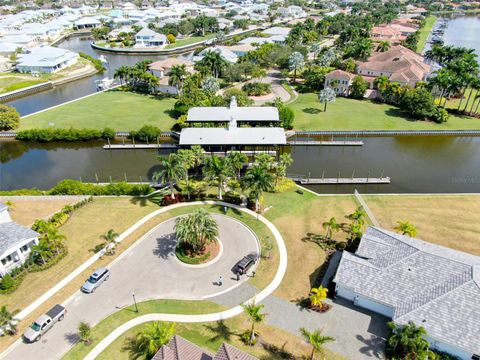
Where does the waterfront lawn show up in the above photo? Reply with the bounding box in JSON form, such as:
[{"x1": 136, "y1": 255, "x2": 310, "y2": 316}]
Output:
[
  {"x1": 364, "y1": 194, "x2": 480, "y2": 256},
  {"x1": 416, "y1": 15, "x2": 437, "y2": 53},
  {"x1": 289, "y1": 93, "x2": 480, "y2": 131},
  {"x1": 165, "y1": 34, "x2": 216, "y2": 49},
  {"x1": 19, "y1": 90, "x2": 177, "y2": 131},
  {"x1": 0, "y1": 73, "x2": 48, "y2": 94}
]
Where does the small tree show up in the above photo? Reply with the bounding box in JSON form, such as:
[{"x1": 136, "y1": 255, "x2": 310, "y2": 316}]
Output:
[
  {"x1": 166, "y1": 33, "x2": 176, "y2": 44},
  {"x1": 0, "y1": 104, "x2": 20, "y2": 131},
  {"x1": 202, "y1": 76, "x2": 220, "y2": 95},
  {"x1": 153, "y1": 153, "x2": 185, "y2": 200},
  {"x1": 242, "y1": 301, "x2": 266, "y2": 345},
  {"x1": 300, "y1": 327, "x2": 335, "y2": 360},
  {"x1": 395, "y1": 220, "x2": 417, "y2": 237},
  {"x1": 101, "y1": 229, "x2": 119, "y2": 255},
  {"x1": 174, "y1": 209, "x2": 219, "y2": 254},
  {"x1": 386, "y1": 321, "x2": 434, "y2": 359},
  {"x1": 288, "y1": 51, "x2": 305, "y2": 83},
  {"x1": 318, "y1": 88, "x2": 336, "y2": 112},
  {"x1": 309, "y1": 286, "x2": 328, "y2": 308},
  {"x1": 78, "y1": 321, "x2": 92, "y2": 345},
  {"x1": 0, "y1": 306, "x2": 19, "y2": 335},
  {"x1": 322, "y1": 217, "x2": 340, "y2": 240},
  {"x1": 242, "y1": 164, "x2": 274, "y2": 212},
  {"x1": 124, "y1": 322, "x2": 175, "y2": 359},
  {"x1": 349, "y1": 75, "x2": 368, "y2": 99}
]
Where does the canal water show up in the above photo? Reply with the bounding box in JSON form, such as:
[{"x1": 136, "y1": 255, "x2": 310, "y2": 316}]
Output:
[{"x1": 2, "y1": 136, "x2": 480, "y2": 193}]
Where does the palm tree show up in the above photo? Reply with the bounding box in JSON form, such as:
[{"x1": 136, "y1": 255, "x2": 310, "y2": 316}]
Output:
[
  {"x1": 347, "y1": 207, "x2": 366, "y2": 227},
  {"x1": 168, "y1": 64, "x2": 188, "y2": 93},
  {"x1": 114, "y1": 65, "x2": 130, "y2": 85},
  {"x1": 4, "y1": 200, "x2": 15, "y2": 211},
  {"x1": 203, "y1": 155, "x2": 233, "y2": 200},
  {"x1": 386, "y1": 321, "x2": 434, "y2": 359},
  {"x1": 377, "y1": 41, "x2": 390, "y2": 52},
  {"x1": 395, "y1": 220, "x2": 417, "y2": 237},
  {"x1": 190, "y1": 144, "x2": 205, "y2": 177},
  {"x1": 322, "y1": 217, "x2": 340, "y2": 240},
  {"x1": 177, "y1": 149, "x2": 195, "y2": 199},
  {"x1": 43, "y1": 228, "x2": 66, "y2": 255},
  {"x1": 32, "y1": 238, "x2": 54, "y2": 265},
  {"x1": 174, "y1": 208, "x2": 218, "y2": 254},
  {"x1": 200, "y1": 50, "x2": 228, "y2": 78},
  {"x1": 242, "y1": 165, "x2": 274, "y2": 212},
  {"x1": 225, "y1": 151, "x2": 248, "y2": 180},
  {"x1": 101, "y1": 229, "x2": 119, "y2": 255},
  {"x1": 124, "y1": 322, "x2": 175, "y2": 359},
  {"x1": 288, "y1": 51, "x2": 305, "y2": 83},
  {"x1": 318, "y1": 87, "x2": 336, "y2": 112},
  {"x1": 0, "y1": 306, "x2": 19, "y2": 335},
  {"x1": 273, "y1": 153, "x2": 293, "y2": 186},
  {"x1": 309, "y1": 286, "x2": 328, "y2": 308},
  {"x1": 300, "y1": 327, "x2": 335, "y2": 360},
  {"x1": 310, "y1": 43, "x2": 321, "y2": 60},
  {"x1": 242, "y1": 301, "x2": 265, "y2": 345},
  {"x1": 153, "y1": 154, "x2": 185, "y2": 200}
]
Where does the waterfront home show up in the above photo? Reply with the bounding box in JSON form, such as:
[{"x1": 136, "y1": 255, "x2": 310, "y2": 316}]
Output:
[
  {"x1": 371, "y1": 23, "x2": 417, "y2": 44},
  {"x1": 74, "y1": 17, "x2": 101, "y2": 29},
  {"x1": 134, "y1": 28, "x2": 168, "y2": 48},
  {"x1": 153, "y1": 335, "x2": 257, "y2": 360},
  {"x1": 179, "y1": 97, "x2": 286, "y2": 148},
  {"x1": 195, "y1": 46, "x2": 238, "y2": 63},
  {"x1": 16, "y1": 46, "x2": 79, "y2": 74},
  {"x1": 0, "y1": 203, "x2": 39, "y2": 277},
  {"x1": 324, "y1": 69, "x2": 355, "y2": 96},
  {"x1": 148, "y1": 58, "x2": 195, "y2": 94},
  {"x1": 333, "y1": 227, "x2": 480, "y2": 360}
]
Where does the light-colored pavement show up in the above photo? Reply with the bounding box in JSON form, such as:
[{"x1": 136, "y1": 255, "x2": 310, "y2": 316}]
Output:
[{"x1": 2, "y1": 214, "x2": 259, "y2": 360}]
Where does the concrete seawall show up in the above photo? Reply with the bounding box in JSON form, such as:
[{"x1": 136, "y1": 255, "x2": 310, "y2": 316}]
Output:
[{"x1": 294, "y1": 130, "x2": 480, "y2": 136}]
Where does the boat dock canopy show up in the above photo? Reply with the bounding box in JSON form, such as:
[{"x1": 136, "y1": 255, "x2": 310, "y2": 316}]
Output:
[{"x1": 179, "y1": 127, "x2": 287, "y2": 145}]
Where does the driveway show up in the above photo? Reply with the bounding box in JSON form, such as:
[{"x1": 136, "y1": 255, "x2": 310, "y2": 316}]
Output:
[{"x1": 2, "y1": 214, "x2": 259, "y2": 360}]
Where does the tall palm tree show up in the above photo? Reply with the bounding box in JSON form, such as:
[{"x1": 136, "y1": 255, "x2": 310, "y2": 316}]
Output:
[
  {"x1": 203, "y1": 155, "x2": 233, "y2": 200},
  {"x1": 43, "y1": 228, "x2": 66, "y2": 255},
  {"x1": 114, "y1": 65, "x2": 130, "y2": 85},
  {"x1": 318, "y1": 87, "x2": 336, "y2": 112},
  {"x1": 32, "y1": 238, "x2": 54, "y2": 265},
  {"x1": 174, "y1": 209, "x2": 218, "y2": 254},
  {"x1": 300, "y1": 327, "x2": 335, "y2": 360},
  {"x1": 386, "y1": 321, "x2": 434, "y2": 359},
  {"x1": 322, "y1": 217, "x2": 340, "y2": 240},
  {"x1": 153, "y1": 154, "x2": 185, "y2": 200},
  {"x1": 273, "y1": 153, "x2": 293, "y2": 186},
  {"x1": 177, "y1": 149, "x2": 195, "y2": 199},
  {"x1": 395, "y1": 220, "x2": 417, "y2": 237},
  {"x1": 242, "y1": 165, "x2": 274, "y2": 212},
  {"x1": 225, "y1": 151, "x2": 248, "y2": 180},
  {"x1": 0, "y1": 306, "x2": 19, "y2": 335},
  {"x1": 168, "y1": 64, "x2": 188, "y2": 93},
  {"x1": 190, "y1": 145, "x2": 205, "y2": 177},
  {"x1": 242, "y1": 301, "x2": 265, "y2": 345},
  {"x1": 101, "y1": 229, "x2": 119, "y2": 255},
  {"x1": 124, "y1": 322, "x2": 175, "y2": 359},
  {"x1": 377, "y1": 41, "x2": 390, "y2": 52},
  {"x1": 200, "y1": 51, "x2": 228, "y2": 78}
]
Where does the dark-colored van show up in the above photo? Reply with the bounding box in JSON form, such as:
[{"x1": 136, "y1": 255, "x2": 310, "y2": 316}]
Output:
[{"x1": 235, "y1": 254, "x2": 257, "y2": 275}]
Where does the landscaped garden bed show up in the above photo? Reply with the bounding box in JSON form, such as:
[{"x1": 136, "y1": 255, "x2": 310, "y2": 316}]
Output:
[{"x1": 175, "y1": 240, "x2": 220, "y2": 265}]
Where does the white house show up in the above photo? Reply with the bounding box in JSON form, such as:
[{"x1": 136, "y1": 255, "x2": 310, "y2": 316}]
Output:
[
  {"x1": 195, "y1": 46, "x2": 238, "y2": 63},
  {"x1": 74, "y1": 17, "x2": 101, "y2": 30},
  {"x1": 0, "y1": 203, "x2": 39, "y2": 277},
  {"x1": 134, "y1": 27, "x2": 168, "y2": 47},
  {"x1": 16, "y1": 46, "x2": 79, "y2": 74},
  {"x1": 333, "y1": 227, "x2": 480, "y2": 360}
]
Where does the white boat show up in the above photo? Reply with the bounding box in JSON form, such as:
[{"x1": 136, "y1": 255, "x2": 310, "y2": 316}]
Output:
[{"x1": 98, "y1": 55, "x2": 108, "y2": 63}]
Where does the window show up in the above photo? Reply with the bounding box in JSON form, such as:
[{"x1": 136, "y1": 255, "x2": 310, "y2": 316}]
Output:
[
  {"x1": 1, "y1": 255, "x2": 12, "y2": 265},
  {"x1": 471, "y1": 355, "x2": 480, "y2": 360}
]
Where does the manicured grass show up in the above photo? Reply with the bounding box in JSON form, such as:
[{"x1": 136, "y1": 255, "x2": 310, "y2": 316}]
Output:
[
  {"x1": 416, "y1": 15, "x2": 437, "y2": 53},
  {"x1": 92, "y1": 315, "x2": 345, "y2": 360},
  {"x1": 443, "y1": 87, "x2": 480, "y2": 114},
  {"x1": 19, "y1": 90, "x2": 177, "y2": 131},
  {"x1": 165, "y1": 34, "x2": 215, "y2": 49},
  {"x1": 3, "y1": 198, "x2": 84, "y2": 226},
  {"x1": 263, "y1": 188, "x2": 361, "y2": 300},
  {"x1": 62, "y1": 299, "x2": 226, "y2": 360},
  {"x1": 289, "y1": 92, "x2": 480, "y2": 131},
  {"x1": 364, "y1": 194, "x2": 480, "y2": 256}
]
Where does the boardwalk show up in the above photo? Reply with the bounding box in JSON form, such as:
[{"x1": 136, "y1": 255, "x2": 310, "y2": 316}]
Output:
[
  {"x1": 289, "y1": 175, "x2": 391, "y2": 185},
  {"x1": 288, "y1": 140, "x2": 364, "y2": 146},
  {"x1": 103, "y1": 143, "x2": 178, "y2": 149}
]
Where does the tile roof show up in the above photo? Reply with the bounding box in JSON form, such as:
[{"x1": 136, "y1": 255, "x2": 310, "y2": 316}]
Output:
[
  {"x1": 213, "y1": 343, "x2": 257, "y2": 360},
  {"x1": 325, "y1": 69, "x2": 356, "y2": 81},
  {"x1": 334, "y1": 227, "x2": 480, "y2": 355},
  {"x1": 149, "y1": 58, "x2": 194, "y2": 71}
]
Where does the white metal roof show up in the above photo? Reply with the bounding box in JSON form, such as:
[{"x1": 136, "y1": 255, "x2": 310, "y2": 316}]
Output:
[
  {"x1": 179, "y1": 127, "x2": 286, "y2": 145},
  {"x1": 187, "y1": 106, "x2": 279, "y2": 122}
]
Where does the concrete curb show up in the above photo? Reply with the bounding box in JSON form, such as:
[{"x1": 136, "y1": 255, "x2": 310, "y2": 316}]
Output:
[{"x1": 82, "y1": 201, "x2": 287, "y2": 360}]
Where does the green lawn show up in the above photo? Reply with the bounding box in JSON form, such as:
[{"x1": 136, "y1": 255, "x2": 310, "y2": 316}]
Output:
[
  {"x1": 289, "y1": 92, "x2": 480, "y2": 131},
  {"x1": 20, "y1": 90, "x2": 177, "y2": 131},
  {"x1": 416, "y1": 15, "x2": 437, "y2": 53},
  {"x1": 62, "y1": 299, "x2": 225, "y2": 360},
  {"x1": 165, "y1": 34, "x2": 216, "y2": 49}
]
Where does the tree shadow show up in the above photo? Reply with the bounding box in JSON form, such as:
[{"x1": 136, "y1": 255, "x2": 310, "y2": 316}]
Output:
[
  {"x1": 356, "y1": 334, "x2": 386, "y2": 358},
  {"x1": 260, "y1": 341, "x2": 296, "y2": 359},
  {"x1": 210, "y1": 204, "x2": 242, "y2": 216},
  {"x1": 384, "y1": 108, "x2": 409, "y2": 119},
  {"x1": 152, "y1": 233, "x2": 177, "y2": 259},
  {"x1": 203, "y1": 320, "x2": 236, "y2": 343},
  {"x1": 130, "y1": 196, "x2": 150, "y2": 207},
  {"x1": 64, "y1": 332, "x2": 79, "y2": 345},
  {"x1": 302, "y1": 107, "x2": 321, "y2": 114}
]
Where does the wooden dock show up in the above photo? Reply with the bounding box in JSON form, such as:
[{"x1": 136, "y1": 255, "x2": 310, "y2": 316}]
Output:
[
  {"x1": 287, "y1": 140, "x2": 364, "y2": 146},
  {"x1": 103, "y1": 143, "x2": 178, "y2": 149},
  {"x1": 289, "y1": 175, "x2": 390, "y2": 185}
]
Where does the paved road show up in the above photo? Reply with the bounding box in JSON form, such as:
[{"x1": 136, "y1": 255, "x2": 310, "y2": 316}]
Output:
[{"x1": 2, "y1": 215, "x2": 259, "y2": 360}]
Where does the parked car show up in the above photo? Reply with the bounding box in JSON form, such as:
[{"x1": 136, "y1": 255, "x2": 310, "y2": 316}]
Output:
[
  {"x1": 81, "y1": 267, "x2": 110, "y2": 293},
  {"x1": 23, "y1": 304, "x2": 66, "y2": 343},
  {"x1": 235, "y1": 254, "x2": 257, "y2": 275}
]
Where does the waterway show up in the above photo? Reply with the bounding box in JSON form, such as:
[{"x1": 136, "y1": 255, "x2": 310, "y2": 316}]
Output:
[
  {"x1": 2, "y1": 136, "x2": 480, "y2": 193},
  {"x1": 6, "y1": 36, "x2": 192, "y2": 116}
]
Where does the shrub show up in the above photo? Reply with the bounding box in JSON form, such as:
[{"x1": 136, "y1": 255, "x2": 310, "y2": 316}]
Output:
[
  {"x1": 0, "y1": 104, "x2": 20, "y2": 130},
  {"x1": 167, "y1": 33, "x2": 176, "y2": 43},
  {"x1": 431, "y1": 106, "x2": 449, "y2": 123},
  {"x1": 16, "y1": 128, "x2": 106, "y2": 142},
  {"x1": 102, "y1": 127, "x2": 116, "y2": 139},
  {"x1": 274, "y1": 177, "x2": 296, "y2": 192},
  {"x1": 48, "y1": 179, "x2": 152, "y2": 196},
  {"x1": 79, "y1": 52, "x2": 104, "y2": 72},
  {"x1": 129, "y1": 125, "x2": 161, "y2": 142},
  {"x1": 0, "y1": 275, "x2": 14, "y2": 290},
  {"x1": 278, "y1": 106, "x2": 294, "y2": 130},
  {"x1": 242, "y1": 82, "x2": 272, "y2": 96}
]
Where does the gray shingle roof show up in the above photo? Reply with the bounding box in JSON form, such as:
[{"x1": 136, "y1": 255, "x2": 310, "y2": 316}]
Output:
[
  {"x1": 334, "y1": 227, "x2": 480, "y2": 354},
  {"x1": 0, "y1": 222, "x2": 39, "y2": 256}
]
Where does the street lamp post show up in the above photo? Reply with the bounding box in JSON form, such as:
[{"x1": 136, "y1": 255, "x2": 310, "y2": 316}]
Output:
[{"x1": 132, "y1": 292, "x2": 138, "y2": 313}]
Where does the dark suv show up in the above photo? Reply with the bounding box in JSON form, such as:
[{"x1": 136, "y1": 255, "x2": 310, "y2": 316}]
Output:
[{"x1": 235, "y1": 254, "x2": 257, "y2": 275}]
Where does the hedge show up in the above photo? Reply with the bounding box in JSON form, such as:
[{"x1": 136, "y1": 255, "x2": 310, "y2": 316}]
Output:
[{"x1": 16, "y1": 128, "x2": 115, "y2": 142}]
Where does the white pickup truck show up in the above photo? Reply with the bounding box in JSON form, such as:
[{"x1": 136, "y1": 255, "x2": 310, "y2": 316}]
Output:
[{"x1": 23, "y1": 304, "x2": 66, "y2": 343}]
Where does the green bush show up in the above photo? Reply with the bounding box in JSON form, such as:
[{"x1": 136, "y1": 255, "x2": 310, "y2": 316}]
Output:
[
  {"x1": 242, "y1": 82, "x2": 272, "y2": 96},
  {"x1": 129, "y1": 125, "x2": 161, "y2": 142},
  {"x1": 0, "y1": 274, "x2": 14, "y2": 290},
  {"x1": 79, "y1": 52, "x2": 105, "y2": 72},
  {"x1": 102, "y1": 127, "x2": 116, "y2": 139},
  {"x1": 0, "y1": 188, "x2": 44, "y2": 195},
  {"x1": 48, "y1": 179, "x2": 153, "y2": 196},
  {"x1": 16, "y1": 128, "x2": 111, "y2": 142},
  {"x1": 0, "y1": 104, "x2": 20, "y2": 130},
  {"x1": 278, "y1": 106, "x2": 294, "y2": 130}
]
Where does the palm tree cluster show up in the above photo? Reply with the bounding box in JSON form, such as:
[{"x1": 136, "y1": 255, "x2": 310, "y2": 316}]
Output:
[
  {"x1": 152, "y1": 149, "x2": 293, "y2": 210},
  {"x1": 0, "y1": 305, "x2": 19, "y2": 336},
  {"x1": 196, "y1": 50, "x2": 229, "y2": 79},
  {"x1": 114, "y1": 60, "x2": 159, "y2": 93},
  {"x1": 386, "y1": 321, "x2": 435, "y2": 360},
  {"x1": 174, "y1": 208, "x2": 219, "y2": 255},
  {"x1": 31, "y1": 222, "x2": 67, "y2": 266}
]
